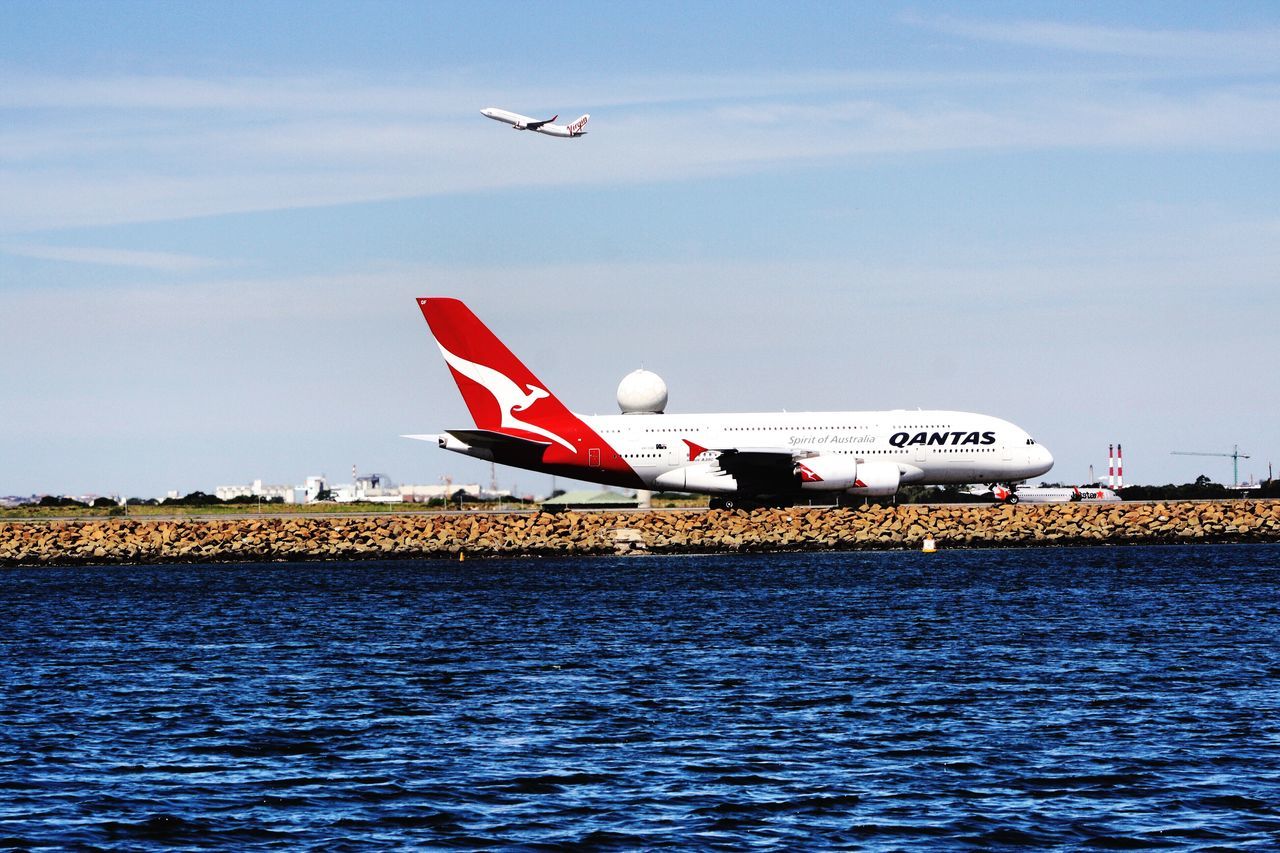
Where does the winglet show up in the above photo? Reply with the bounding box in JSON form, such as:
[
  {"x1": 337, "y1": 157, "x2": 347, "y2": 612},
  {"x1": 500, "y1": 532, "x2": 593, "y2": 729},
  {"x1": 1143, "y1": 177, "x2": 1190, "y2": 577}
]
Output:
[{"x1": 684, "y1": 439, "x2": 708, "y2": 462}]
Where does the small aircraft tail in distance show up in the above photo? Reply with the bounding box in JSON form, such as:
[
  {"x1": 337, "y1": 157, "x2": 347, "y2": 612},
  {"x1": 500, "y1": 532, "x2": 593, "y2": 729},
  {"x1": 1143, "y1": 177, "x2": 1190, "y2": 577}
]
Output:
[{"x1": 480, "y1": 107, "x2": 590, "y2": 138}]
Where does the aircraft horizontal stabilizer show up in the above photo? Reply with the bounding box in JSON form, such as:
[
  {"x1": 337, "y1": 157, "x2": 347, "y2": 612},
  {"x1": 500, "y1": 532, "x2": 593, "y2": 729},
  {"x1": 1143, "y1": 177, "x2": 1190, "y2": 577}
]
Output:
[
  {"x1": 443, "y1": 428, "x2": 551, "y2": 466},
  {"x1": 446, "y1": 428, "x2": 551, "y2": 451}
]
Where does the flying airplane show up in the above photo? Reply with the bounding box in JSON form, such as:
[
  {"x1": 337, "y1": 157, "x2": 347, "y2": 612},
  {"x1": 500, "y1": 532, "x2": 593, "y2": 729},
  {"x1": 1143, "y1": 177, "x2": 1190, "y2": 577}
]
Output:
[
  {"x1": 409, "y1": 298, "x2": 1053, "y2": 509},
  {"x1": 480, "y1": 107, "x2": 589, "y2": 138}
]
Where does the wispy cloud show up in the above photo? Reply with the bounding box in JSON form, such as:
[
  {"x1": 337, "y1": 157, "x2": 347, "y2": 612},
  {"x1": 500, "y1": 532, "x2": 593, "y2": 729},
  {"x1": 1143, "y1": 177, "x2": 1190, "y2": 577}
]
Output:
[
  {"x1": 909, "y1": 15, "x2": 1280, "y2": 66},
  {"x1": 2, "y1": 243, "x2": 218, "y2": 271},
  {"x1": 3, "y1": 210, "x2": 1276, "y2": 494},
  {"x1": 3, "y1": 54, "x2": 1278, "y2": 232},
  {"x1": 0, "y1": 68, "x2": 1162, "y2": 113}
]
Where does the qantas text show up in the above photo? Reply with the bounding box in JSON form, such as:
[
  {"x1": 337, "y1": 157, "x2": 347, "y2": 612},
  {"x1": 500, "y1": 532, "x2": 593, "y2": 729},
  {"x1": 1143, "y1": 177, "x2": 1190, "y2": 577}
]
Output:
[{"x1": 889, "y1": 430, "x2": 997, "y2": 448}]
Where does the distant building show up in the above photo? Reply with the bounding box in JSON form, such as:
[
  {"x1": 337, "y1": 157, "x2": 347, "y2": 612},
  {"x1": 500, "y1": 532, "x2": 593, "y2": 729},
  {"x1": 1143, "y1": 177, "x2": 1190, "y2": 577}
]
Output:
[
  {"x1": 210, "y1": 471, "x2": 511, "y2": 505},
  {"x1": 303, "y1": 476, "x2": 325, "y2": 503},
  {"x1": 215, "y1": 479, "x2": 297, "y2": 503}
]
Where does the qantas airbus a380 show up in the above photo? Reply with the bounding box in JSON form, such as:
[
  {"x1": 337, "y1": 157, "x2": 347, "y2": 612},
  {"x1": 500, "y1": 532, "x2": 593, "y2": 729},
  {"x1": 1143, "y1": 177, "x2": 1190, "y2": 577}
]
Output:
[{"x1": 411, "y1": 298, "x2": 1053, "y2": 508}]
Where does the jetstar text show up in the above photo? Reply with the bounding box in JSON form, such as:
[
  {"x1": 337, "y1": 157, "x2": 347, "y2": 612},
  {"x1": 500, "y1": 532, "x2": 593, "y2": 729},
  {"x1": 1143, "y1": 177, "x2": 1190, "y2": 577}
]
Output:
[{"x1": 889, "y1": 430, "x2": 996, "y2": 448}]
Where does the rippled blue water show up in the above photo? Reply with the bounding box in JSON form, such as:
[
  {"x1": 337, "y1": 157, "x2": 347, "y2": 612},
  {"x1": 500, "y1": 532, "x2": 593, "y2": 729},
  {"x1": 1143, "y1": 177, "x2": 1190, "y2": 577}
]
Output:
[{"x1": 3, "y1": 545, "x2": 1280, "y2": 849}]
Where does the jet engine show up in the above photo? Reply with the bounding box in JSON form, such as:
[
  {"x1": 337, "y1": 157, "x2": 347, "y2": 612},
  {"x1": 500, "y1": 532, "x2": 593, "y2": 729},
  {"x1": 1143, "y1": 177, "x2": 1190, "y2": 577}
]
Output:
[
  {"x1": 845, "y1": 460, "x2": 900, "y2": 496},
  {"x1": 795, "y1": 455, "x2": 861, "y2": 491},
  {"x1": 795, "y1": 456, "x2": 901, "y2": 496}
]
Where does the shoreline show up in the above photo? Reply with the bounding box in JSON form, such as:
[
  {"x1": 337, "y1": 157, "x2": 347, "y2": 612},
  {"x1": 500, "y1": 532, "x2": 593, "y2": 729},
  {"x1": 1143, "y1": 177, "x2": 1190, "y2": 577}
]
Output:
[{"x1": 3, "y1": 500, "x2": 1279, "y2": 566}]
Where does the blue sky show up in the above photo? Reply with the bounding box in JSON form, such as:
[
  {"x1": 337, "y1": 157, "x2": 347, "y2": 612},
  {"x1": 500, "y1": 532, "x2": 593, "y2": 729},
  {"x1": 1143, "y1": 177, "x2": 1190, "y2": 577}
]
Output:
[{"x1": 3, "y1": 1, "x2": 1278, "y2": 497}]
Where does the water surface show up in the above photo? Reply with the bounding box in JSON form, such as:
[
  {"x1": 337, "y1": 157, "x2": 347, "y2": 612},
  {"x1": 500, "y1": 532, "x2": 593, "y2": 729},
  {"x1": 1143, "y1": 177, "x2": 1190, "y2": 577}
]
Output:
[{"x1": 3, "y1": 545, "x2": 1279, "y2": 848}]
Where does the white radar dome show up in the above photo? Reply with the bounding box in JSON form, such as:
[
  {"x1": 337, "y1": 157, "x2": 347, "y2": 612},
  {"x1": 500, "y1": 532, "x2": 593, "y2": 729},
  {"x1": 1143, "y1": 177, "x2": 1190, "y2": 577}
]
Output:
[{"x1": 617, "y1": 369, "x2": 668, "y2": 415}]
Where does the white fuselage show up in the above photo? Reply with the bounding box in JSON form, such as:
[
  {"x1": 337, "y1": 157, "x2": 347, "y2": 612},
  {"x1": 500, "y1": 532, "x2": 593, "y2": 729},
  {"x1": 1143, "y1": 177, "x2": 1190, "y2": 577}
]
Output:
[
  {"x1": 1001, "y1": 487, "x2": 1120, "y2": 503},
  {"x1": 582, "y1": 409, "x2": 1053, "y2": 492},
  {"x1": 480, "y1": 107, "x2": 583, "y2": 138}
]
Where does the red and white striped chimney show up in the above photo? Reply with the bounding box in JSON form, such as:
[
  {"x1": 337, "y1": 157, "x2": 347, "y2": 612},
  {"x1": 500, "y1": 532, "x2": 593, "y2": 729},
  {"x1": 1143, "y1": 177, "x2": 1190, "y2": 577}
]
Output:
[
  {"x1": 1117, "y1": 444, "x2": 1123, "y2": 490},
  {"x1": 1108, "y1": 444, "x2": 1115, "y2": 488}
]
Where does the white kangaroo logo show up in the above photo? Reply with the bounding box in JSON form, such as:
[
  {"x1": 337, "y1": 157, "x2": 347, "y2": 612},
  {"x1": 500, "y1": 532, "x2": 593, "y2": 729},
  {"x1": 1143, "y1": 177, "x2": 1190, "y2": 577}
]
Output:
[{"x1": 437, "y1": 342, "x2": 577, "y2": 453}]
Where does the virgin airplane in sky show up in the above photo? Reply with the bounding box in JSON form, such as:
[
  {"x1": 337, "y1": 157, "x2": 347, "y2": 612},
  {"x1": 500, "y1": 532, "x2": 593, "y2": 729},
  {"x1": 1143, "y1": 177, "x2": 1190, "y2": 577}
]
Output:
[
  {"x1": 480, "y1": 107, "x2": 589, "y2": 137},
  {"x1": 410, "y1": 298, "x2": 1053, "y2": 508}
]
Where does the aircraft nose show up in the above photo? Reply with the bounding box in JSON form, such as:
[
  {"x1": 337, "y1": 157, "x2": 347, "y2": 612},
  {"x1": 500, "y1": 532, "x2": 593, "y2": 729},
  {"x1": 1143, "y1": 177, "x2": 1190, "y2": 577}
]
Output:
[{"x1": 1034, "y1": 444, "x2": 1054, "y2": 475}]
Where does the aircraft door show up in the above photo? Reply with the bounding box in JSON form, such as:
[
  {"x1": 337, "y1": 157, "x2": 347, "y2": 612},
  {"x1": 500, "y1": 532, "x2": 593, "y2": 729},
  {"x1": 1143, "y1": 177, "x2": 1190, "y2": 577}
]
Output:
[
  {"x1": 588, "y1": 448, "x2": 601, "y2": 468},
  {"x1": 662, "y1": 443, "x2": 680, "y2": 469}
]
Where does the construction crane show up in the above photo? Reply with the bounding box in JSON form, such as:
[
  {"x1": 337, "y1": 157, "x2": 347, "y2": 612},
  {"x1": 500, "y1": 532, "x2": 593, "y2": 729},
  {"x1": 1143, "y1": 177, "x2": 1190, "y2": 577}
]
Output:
[{"x1": 1170, "y1": 445, "x2": 1250, "y2": 486}]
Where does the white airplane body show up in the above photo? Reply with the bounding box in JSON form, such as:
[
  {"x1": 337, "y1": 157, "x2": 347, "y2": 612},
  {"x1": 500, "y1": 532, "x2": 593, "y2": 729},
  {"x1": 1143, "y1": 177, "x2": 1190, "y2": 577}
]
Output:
[
  {"x1": 412, "y1": 298, "x2": 1053, "y2": 508},
  {"x1": 988, "y1": 484, "x2": 1120, "y2": 504},
  {"x1": 480, "y1": 107, "x2": 589, "y2": 138}
]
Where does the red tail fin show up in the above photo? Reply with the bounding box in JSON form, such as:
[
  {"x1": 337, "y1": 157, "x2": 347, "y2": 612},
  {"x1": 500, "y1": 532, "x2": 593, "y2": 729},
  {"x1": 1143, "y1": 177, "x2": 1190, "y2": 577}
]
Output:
[{"x1": 417, "y1": 298, "x2": 581, "y2": 452}]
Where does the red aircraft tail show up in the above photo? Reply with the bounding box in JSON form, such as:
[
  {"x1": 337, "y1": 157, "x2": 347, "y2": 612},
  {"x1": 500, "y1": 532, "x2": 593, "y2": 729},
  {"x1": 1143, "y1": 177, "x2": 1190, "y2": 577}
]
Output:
[{"x1": 416, "y1": 298, "x2": 583, "y2": 452}]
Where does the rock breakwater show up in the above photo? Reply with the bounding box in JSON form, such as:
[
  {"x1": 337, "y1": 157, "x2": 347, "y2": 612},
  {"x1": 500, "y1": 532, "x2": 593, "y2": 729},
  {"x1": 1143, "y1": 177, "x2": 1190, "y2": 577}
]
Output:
[{"x1": 3, "y1": 501, "x2": 1279, "y2": 566}]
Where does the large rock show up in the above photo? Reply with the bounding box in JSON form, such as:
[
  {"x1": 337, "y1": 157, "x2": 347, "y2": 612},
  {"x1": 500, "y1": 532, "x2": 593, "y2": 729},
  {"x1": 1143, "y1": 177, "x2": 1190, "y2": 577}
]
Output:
[{"x1": 3, "y1": 500, "x2": 1280, "y2": 565}]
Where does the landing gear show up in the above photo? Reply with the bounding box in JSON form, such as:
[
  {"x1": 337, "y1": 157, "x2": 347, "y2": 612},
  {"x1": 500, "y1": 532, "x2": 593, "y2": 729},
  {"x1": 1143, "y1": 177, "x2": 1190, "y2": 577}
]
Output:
[
  {"x1": 710, "y1": 496, "x2": 767, "y2": 510},
  {"x1": 991, "y1": 484, "x2": 1020, "y2": 504}
]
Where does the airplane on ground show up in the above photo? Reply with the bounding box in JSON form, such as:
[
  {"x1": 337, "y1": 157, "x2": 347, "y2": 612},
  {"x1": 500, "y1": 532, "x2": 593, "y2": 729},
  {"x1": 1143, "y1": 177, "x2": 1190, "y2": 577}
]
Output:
[
  {"x1": 480, "y1": 107, "x2": 589, "y2": 138},
  {"x1": 987, "y1": 484, "x2": 1119, "y2": 504},
  {"x1": 409, "y1": 298, "x2": 1054, "y2": 509}
]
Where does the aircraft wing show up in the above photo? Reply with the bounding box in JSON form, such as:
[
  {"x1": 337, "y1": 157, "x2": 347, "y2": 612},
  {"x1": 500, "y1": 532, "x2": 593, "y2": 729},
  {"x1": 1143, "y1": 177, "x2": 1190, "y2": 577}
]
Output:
[
  {"x1": 683, "y1": 439, "x2": 803, "y2": 464},
  {"x1": 716, "y1": 447, "x2": 798, "y2": 466},
  {"x1": 525, "y1": 114, "x2": 558, "y2": 130},
  {"x1": 684, "y1": 440, "x2": 801, "y2": 491}
]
